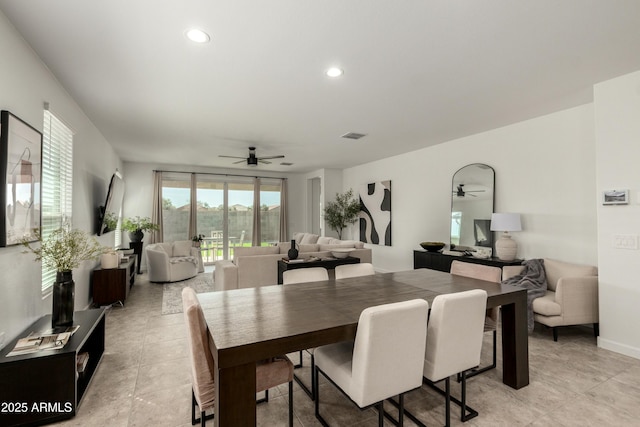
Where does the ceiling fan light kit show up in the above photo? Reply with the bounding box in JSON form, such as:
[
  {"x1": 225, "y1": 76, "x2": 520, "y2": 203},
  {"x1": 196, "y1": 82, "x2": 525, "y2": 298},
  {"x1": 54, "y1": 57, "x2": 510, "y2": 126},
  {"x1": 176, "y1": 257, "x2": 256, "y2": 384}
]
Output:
[{"x1": 219, "y1": 146, "x2": 285, "y2": 167}]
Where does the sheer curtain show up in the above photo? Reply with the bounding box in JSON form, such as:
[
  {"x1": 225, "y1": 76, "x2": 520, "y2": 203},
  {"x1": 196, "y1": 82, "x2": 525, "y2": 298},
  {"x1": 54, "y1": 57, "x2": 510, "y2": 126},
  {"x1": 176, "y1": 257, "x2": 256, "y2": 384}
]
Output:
[
  {"x1": 279, "y1": 178, "x2": 288, "y2": 242},
  {"x1": 252, "y1": 177, "x2": 261, "y2": 245},
  {"x1": 150, "y1": 171, "x2": 163, "y2": 243}
]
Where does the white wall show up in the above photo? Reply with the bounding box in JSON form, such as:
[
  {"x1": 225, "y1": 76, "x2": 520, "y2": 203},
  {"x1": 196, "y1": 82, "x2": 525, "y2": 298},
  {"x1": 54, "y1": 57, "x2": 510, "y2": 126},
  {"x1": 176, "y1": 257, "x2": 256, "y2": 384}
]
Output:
[
  {"x1": 594, "y1": 70, "x2": 640, "y2": 358},
  {"x1": 343, "y1": 104, "x2": 598, "y2": 273},
  {"x1": 0, "y1": 10, "x2": 122, "y2": 346}
]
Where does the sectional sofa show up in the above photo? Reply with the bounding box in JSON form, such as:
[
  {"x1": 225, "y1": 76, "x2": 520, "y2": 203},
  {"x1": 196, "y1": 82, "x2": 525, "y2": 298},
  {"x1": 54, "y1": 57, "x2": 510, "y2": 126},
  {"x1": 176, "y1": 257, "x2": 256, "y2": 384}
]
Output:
[{"x1": 213, "y1": 233, "x2": 372, "y2": 290}]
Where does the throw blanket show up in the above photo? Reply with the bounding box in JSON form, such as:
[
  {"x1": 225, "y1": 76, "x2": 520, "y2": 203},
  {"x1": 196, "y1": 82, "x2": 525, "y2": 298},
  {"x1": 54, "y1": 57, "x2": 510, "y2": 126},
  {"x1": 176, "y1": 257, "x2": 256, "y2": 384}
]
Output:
[{"x1": 502, "y1": 259, "x2": 547, "y2": 333}]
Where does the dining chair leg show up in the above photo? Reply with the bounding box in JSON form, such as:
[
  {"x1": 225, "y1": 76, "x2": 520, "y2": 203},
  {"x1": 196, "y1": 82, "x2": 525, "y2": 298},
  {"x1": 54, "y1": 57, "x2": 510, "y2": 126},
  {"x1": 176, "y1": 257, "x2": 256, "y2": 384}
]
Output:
[
  {"x1": 459, "y1": 370, "x2": 478, "y2": 422},
  {"x1": 377, "y1": 401, "x2": 384, "y2": 427},
  {"x1": 289, "y1": 380, "x2": 294, "y2": 427},
  {"x1": 445, "y1": 377, "x2": 451, "y2": 427}
]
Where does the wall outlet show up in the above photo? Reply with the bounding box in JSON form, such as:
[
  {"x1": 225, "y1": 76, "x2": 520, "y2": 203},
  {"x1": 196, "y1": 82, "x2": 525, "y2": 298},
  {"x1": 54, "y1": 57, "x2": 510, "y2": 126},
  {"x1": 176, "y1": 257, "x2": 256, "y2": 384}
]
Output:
[{"x1": 614, "y1": 234, "x2": 638, "y2": 249}]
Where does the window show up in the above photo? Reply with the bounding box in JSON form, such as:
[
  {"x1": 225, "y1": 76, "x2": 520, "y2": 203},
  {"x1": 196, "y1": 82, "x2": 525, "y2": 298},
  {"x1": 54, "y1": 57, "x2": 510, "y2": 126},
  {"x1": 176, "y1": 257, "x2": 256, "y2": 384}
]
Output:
[{"x1": 41, "y1": 108, "x2": 73, "y2": 294}]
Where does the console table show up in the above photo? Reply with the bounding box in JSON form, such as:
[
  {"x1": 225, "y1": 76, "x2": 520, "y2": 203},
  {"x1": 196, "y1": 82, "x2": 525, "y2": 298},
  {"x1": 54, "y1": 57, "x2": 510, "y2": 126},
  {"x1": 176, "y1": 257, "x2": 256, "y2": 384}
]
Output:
[
  {"x1": 414, "y1": 250, "x2": 522, "y2": 272},
  {"x1": 277, "y1": 256, "x2": 360, "y2": 284},
  {"x1": 0, "y1": 309, "x2": 106, "y2": 426},
  {"x1": 92, "y1": 257, "x2": 136, "y2": 306}
]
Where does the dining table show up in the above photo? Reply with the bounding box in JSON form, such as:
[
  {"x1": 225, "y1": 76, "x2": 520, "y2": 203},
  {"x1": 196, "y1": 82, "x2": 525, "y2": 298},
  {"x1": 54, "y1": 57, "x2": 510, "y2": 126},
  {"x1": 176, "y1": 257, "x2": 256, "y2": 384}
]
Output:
[{"x1": 197, "y1": 268, "x2": 529, "y2": 426}]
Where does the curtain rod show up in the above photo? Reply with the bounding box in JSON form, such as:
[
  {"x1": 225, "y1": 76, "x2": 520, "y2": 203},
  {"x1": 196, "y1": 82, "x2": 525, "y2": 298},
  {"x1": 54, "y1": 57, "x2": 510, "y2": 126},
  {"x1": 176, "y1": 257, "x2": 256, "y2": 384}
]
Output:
[{"x1": 153, "y1": 169, "x2": 288, "y2": 180}]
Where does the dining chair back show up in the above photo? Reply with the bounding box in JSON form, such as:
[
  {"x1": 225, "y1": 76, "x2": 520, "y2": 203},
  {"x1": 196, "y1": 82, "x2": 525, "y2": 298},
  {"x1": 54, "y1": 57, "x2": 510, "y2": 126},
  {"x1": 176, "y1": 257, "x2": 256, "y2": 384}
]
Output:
[
  {"x1": 283, "y1": 267, "x2": 329, "y2": 285},
  {"x1": 422, "y1": 289, "x2": 487, "y2": 426},
  {"x1": 183, "y1": 287, "x2": 295, "y2": 426},
  {"x1": 314, "y1": 298, "x2": 429, "y2": 426},
  {"x1": 182, "y1": 287, "x2": 217, "y2": 425},
  {"x1": 334, "y1": 263, "x2": 375, "y2": 280},
  {"x1": 450, "y1": 260, "x2": 502, "y2": 379}
]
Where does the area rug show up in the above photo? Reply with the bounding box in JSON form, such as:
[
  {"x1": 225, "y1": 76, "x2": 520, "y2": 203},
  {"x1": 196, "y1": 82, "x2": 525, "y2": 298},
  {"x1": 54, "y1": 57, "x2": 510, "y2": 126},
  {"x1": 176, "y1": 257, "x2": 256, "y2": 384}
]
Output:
[{"x1": 161, "y1": 272, "x2": 214, "y2": 315}]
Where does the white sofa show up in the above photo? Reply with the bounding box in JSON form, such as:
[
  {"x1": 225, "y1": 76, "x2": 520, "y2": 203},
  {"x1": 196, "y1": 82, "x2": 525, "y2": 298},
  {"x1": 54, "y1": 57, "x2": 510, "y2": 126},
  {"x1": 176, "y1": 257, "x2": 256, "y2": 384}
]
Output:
[
  {"x1": 146, "y1": 241, "x2": 202, "y2": 283},
  {"x1": 503, "y1": 258, "x2": 598, "y2": 341},
  {"x1": 213, "y1": 233, "x2": 372, "y2": 291}
]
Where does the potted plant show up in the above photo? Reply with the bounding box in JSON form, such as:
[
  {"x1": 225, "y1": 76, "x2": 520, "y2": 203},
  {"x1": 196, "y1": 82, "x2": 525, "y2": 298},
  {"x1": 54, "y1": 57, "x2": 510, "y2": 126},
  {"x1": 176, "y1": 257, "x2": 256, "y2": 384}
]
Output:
[
  {"x1": 122, "y1": 216, "x2": 159, "y2": 242},
  {"x1": 22, "y1": 227, "x2": 105, "y2": 327},
  {"x1": 324, "y1": 189, "x2": 361, "y2": 240},
  {"x1": 192, "y1": 234, "x2": 205, "y2": 247}
]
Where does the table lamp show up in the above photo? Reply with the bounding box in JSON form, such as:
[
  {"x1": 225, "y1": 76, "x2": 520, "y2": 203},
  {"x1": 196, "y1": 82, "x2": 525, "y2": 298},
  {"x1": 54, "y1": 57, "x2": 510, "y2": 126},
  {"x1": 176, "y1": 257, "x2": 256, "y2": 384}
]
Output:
[{"x1": 490, "y1": 213, "x2": 522, "y2": 261}]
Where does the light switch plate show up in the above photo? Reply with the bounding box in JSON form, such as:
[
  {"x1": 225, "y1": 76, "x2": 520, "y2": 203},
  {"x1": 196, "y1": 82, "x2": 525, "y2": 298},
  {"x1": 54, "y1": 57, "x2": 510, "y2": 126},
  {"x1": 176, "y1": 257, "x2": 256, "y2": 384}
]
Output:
[{"x1": 614, "y1": 234, "x2": 638, "y2": 249}]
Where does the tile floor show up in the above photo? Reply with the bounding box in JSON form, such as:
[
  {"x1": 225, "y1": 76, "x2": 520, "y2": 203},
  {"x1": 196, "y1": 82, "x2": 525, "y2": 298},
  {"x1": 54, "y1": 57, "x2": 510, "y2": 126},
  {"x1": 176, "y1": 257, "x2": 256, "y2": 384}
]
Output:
[{"x1": 53, "y1": 271, "x2": 640, "y2": 426}]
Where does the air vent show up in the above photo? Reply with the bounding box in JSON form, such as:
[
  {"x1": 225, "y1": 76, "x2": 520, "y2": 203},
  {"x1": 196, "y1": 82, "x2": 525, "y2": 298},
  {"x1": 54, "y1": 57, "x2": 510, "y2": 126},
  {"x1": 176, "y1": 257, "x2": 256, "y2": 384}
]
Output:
[
  {"x1": 341, "y1": 132, "x2": 367, "y2": 140},
  {"x1": 280, "y1": 162, "x2": 294, "y2": 166}
]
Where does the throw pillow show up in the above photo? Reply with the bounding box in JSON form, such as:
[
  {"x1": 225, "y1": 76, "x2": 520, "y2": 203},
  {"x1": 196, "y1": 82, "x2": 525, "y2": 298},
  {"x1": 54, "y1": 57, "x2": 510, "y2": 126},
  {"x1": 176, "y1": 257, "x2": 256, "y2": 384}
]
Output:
[
  {"x1": 300, "y1": 233, "x2": 320, "y2": 244},
  {"x1": 173, "y1": 241, "x2": 192, "y2": 257}
]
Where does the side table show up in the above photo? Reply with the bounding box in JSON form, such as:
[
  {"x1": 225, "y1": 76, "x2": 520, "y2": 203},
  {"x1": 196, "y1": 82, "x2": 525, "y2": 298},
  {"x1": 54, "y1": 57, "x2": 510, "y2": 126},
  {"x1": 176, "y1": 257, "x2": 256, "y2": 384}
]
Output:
[{"x1": 129, "y1": 241, "x2": 143, "y2": 274}]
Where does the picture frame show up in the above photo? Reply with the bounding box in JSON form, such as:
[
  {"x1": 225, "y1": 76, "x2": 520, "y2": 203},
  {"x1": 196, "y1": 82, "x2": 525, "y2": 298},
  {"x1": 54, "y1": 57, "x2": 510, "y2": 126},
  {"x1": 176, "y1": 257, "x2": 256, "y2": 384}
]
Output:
[
  {"x1": 602, "y1": 189, "x2": 629, "y2": 206},
  {"x1": 0, "y1": 111, "x2": 42, "y2": 246}
]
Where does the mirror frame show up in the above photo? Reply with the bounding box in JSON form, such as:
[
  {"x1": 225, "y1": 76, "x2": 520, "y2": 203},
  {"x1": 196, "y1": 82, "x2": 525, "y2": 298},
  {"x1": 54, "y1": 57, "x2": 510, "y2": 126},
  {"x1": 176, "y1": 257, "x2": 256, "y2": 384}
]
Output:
[{"x1": 450, "y1": 163, "x2": 495, "y2": 252}]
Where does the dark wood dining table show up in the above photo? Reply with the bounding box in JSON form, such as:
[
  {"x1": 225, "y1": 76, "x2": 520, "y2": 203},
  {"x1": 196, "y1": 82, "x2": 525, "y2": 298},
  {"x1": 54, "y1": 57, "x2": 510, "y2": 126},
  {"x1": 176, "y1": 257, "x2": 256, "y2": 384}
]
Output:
[{"x1": 198, "y1": 268, "x2": 529, "y2": 426}]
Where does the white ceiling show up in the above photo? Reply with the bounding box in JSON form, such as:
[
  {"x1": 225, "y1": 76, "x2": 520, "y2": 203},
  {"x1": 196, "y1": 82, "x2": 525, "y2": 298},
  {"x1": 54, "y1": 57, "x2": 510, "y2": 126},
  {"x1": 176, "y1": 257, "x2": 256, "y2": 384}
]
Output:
[{"x1": 2, "y1": 1, "x2": 640, "y2": 173}]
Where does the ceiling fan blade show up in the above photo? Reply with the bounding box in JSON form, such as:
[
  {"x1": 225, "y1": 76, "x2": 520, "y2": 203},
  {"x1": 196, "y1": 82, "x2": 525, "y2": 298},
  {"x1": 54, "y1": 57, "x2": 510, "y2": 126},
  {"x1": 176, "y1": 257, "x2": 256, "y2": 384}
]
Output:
[
  {"x1": 219, "y1": 155, "x2": 246, "y2": 159},
  {"x1": 257, "y1": 159, "x2": 272, "y2": 164},
  {"x1": 257, "y1": 155, "x2": 285, "y2": 160},
  {"x1": 232, "y1": 159, "x2": 246, "y2": 164}
]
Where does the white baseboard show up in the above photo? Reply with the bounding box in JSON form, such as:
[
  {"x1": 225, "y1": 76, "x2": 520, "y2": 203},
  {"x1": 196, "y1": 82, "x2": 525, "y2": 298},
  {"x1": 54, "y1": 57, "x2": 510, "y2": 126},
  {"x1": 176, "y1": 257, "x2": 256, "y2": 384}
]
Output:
[{"x1": 598, "y1": 336, "x2": 640, "y2": 360}]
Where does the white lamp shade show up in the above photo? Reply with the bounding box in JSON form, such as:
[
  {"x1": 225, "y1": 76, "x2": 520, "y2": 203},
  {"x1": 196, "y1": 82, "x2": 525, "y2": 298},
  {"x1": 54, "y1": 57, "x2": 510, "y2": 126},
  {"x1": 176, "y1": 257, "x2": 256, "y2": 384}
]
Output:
[{"x1": 490, "y1": 213, "x2": 522, "y2": 232}]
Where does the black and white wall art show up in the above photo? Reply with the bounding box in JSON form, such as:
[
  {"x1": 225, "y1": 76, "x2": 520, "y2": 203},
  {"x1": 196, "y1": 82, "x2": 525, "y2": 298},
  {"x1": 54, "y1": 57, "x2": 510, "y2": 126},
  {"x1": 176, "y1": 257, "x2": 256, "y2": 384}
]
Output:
[{"x1": 359, "y1": 180, "x2": 391, "y2": 246}]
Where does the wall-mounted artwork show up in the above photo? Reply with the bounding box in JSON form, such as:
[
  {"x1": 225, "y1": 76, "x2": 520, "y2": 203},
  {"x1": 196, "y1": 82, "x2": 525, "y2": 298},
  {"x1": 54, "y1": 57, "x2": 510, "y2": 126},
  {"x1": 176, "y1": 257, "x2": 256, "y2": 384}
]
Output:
[
  {"x1": 0, "y1": 111, "x2": 42, "y2": 246},
  {"x1": 359, "y1": 180, "x2": 391, "y2": 246},
  {"x1": 602, "y1": 189, "x2": 629, "y2": 205}
]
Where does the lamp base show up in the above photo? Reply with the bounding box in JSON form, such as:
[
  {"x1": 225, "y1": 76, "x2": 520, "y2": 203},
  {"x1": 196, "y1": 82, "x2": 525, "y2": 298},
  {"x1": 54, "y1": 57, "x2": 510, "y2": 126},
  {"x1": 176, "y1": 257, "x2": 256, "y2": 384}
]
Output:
[{"x1": 495, "y1": 234, "x2": 518, "y2": 261}]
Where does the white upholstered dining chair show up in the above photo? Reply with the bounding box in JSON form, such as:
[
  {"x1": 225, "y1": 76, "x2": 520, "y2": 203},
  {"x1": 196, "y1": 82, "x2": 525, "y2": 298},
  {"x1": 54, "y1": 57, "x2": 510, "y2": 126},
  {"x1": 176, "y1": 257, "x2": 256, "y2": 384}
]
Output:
[
  {"x1": 282, "y1": 266, "x2": 329, "y2": 400},
  {"x1": 182, "y1": 287, "x2": 295, "y2": 426},
  {"x1": 313, "y1": 299, "x2": 429, "y2": 426},
  {"x1": 450, "y1": 260, "x2": 502, "y2": 379},
  {"x1": 421, "y1": 289, "x2": 487, "y2": 427},
  {"x1": 282, "y1": 267, "x2": 329, "y2": 285},
  {"x1": 334, "y1": 262, "x2": 375, "y2": 280}
]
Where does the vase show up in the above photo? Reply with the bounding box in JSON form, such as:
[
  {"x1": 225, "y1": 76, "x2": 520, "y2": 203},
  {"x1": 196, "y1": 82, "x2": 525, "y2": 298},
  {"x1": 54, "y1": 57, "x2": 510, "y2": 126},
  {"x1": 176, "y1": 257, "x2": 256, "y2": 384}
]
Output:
[
  {"x1": 52, "y1": 271, "x2": 74, "y2": 327},
  {"x1": 287, "y1": 239, "x2": 299, "y2": 260},
  {"x1": 129, "y1": 229, "x2": 144, "y2": 243}
]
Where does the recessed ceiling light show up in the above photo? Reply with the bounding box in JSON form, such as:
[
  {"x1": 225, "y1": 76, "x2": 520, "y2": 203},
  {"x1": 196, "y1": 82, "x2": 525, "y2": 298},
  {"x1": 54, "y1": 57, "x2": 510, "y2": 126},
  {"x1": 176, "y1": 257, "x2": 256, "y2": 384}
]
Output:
[
  {"x1": 326, "y1": 67, "x2": 344, "y2": 78},
  {"x1": 185, "y1": 28, "x2": 210, "y2": 43}
]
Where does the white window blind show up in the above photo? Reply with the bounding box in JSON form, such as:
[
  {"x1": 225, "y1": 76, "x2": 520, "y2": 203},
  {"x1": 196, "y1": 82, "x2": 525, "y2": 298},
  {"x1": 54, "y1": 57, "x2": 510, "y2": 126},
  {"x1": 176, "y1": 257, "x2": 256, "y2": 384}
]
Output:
[{"x1": 41, "y1": 108, "x2": 74, "y2": 294}]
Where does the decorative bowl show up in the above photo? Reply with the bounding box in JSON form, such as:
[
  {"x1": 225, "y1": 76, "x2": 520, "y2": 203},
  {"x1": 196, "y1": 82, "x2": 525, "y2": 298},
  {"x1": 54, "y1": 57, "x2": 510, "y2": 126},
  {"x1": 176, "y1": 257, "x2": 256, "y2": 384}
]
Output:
[
  {"x1": 420, "y1": 241, "x2": 445, "y2": 252},
  {"x1": 331, "y1": 248, "x2": 354, "y2": 259}
]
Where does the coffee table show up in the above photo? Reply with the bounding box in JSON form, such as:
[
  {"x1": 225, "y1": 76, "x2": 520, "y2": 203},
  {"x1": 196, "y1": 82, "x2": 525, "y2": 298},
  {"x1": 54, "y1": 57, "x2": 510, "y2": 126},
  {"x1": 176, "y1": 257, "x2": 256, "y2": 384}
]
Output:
[{"x1": 277, "y1": 256, "x2": 360, "y2": 284}]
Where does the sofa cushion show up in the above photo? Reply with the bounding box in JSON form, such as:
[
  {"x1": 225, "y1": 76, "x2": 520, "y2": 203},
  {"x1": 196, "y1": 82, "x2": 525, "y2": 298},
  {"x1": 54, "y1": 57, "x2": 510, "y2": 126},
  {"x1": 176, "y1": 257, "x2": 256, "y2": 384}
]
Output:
[
  {"x1": 319, "y1": 243, "x2": 356, "y2": 251},
  {"x1": 234, "y1": 246, "x2": 280, "y2": 258},
  {"x1": 298, "y1": 244, "x2": 320, "y2": 253},
  {"x1": 544, "y1": 259, "x2": 598, "y2": 292},
  {"x1": 317, "y1": 236, "x2": 334, "y2": 245},
  {"x1": 532, "y1": 291, "x2": 562, "y2": 316},
  {"x1": 173, "y1": 241, "x2": 192, "y2": 257},
  {"x1": 157, "y1": 242, "x2": 173, "y2": 256},
  {"x1": 293, "y1": 232, "x2": 306, "y2": 244},
  {"x1": 300, "y1": 233, "x2": 320, "y2": 244},
  {"x1": 340, "y1": 240, "x2": 365, "y2": 249}
]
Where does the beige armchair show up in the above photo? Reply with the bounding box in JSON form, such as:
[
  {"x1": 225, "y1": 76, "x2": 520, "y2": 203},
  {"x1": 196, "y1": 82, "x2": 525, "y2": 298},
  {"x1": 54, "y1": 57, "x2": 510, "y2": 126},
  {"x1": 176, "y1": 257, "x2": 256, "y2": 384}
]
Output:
[
  {"x1": 146, "y1": 241, "x2": 202, "y2": 283},
  {"x1": 503, "y1": 258, "x2": 598, "y2": 341}
]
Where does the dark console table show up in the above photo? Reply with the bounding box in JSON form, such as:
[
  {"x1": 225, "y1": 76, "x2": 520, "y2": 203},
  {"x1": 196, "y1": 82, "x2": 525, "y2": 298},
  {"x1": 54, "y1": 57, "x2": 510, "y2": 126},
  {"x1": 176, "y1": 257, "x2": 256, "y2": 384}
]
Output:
[
  {"x1": 92, "y1": 257, "x2": 136, "y2": 307},
  {"x1": 277, "y1": 256, "x2": 360, "y2": 284},
  {"x1": 414, "y1": 250, "x2": 522, "y2": 272},
  {"x1": 0, "y1": 309, "x2": 106, "y2": 427}
]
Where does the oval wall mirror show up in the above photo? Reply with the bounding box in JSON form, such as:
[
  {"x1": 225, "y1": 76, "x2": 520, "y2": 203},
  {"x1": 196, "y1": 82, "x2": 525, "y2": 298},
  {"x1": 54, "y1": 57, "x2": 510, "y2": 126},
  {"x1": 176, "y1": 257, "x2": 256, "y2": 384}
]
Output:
[{"x1": 450, "y1": 163, "x2": 495, "y2": 252}]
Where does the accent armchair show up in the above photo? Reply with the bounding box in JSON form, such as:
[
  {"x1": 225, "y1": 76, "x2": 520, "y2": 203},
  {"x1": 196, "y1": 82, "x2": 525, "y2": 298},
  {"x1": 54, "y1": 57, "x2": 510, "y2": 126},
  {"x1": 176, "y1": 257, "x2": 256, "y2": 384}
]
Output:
[{"x1": 503, "y1": 258, "x2": 598, "y2": 341}]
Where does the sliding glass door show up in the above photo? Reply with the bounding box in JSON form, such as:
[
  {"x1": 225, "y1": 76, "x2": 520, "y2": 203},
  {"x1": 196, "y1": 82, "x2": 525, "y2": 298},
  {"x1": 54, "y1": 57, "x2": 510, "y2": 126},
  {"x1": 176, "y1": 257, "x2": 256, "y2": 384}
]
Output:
[{"x1": 160, "y1": 173, "x2": 282, "y2": 264}]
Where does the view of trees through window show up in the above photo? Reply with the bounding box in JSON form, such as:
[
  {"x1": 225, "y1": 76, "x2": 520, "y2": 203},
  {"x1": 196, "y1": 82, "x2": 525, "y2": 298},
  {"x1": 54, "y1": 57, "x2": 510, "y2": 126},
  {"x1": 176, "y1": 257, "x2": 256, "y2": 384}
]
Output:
[{"x1": 161, "y1": 175, "x2": 281, "y2": 263}]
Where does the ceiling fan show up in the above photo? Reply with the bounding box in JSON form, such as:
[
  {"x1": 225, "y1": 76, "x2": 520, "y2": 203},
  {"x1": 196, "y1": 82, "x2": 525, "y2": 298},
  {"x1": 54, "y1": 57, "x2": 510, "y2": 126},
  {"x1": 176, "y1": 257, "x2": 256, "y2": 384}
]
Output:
[
  {"x1": 218, "y1": 146, "x2": 285, "y2": 167},
  {"x1": 453, "y1": 184, "x2": 485, "y2": 197}
]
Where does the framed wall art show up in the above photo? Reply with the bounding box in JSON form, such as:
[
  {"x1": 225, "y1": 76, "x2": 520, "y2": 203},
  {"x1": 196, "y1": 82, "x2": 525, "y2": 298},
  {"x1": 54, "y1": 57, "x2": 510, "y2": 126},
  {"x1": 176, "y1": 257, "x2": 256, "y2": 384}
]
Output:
[
  {"x1": 602, "y1": 189, "x2": 629, "y2": 205},
  {"x1": 0, "y1": 111, "x2": 42, "y2": 246},
  {"x1": 359, "y1": 180, "x2": 392, "y2": 246}
]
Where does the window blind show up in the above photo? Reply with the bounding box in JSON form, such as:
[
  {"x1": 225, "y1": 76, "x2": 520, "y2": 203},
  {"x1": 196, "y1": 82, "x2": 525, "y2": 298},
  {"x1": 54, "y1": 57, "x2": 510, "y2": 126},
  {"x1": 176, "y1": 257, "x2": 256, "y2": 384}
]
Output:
[{"x1": 41, "y1": 109, "x2": 74, "y2": 294}]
